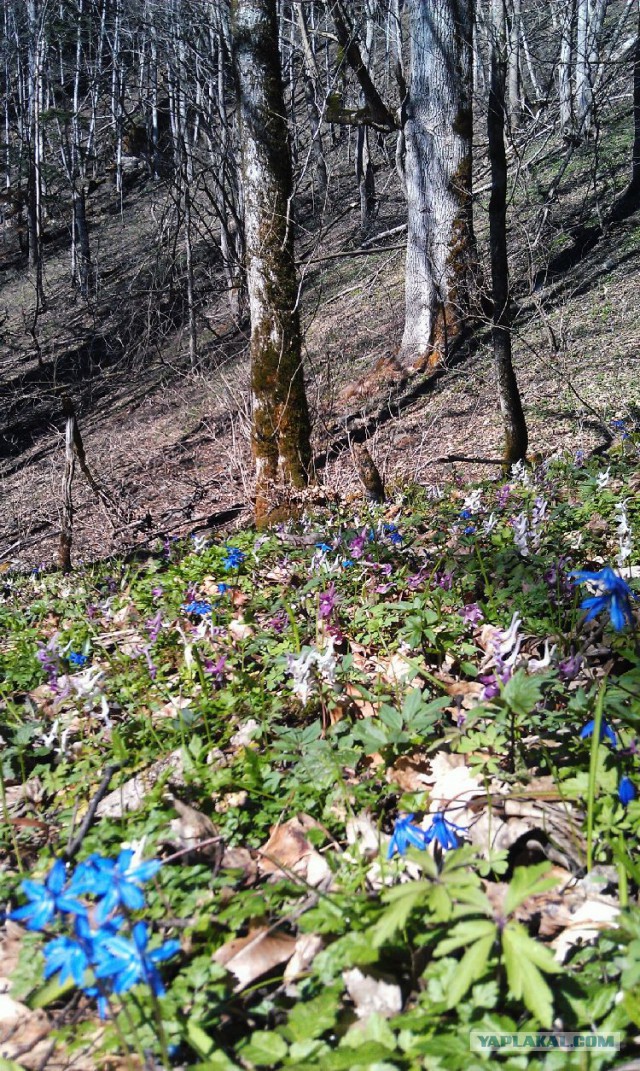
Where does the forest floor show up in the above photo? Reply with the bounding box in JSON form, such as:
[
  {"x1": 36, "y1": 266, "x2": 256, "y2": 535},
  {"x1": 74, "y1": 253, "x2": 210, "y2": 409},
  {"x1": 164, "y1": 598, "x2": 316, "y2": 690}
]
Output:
[{"x1": 1, "y1": 101, "x2": 640, "y2": 571}]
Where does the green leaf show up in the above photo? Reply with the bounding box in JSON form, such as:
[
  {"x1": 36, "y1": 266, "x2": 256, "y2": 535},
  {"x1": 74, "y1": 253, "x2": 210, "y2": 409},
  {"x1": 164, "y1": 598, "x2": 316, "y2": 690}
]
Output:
[
  {"x1": 503, "y1": 863, "x2": 557, "y2": 916},
  {"x1": 435, "y1": 918, "x2": 496, "y2": 957},
  {"x1": 239, "y1": 1031, "x2": 288, "y2": 1067},
  {"x1": 283, "y1": 985, "x2": 341, "y2": 1042},
  {"x1": 445, "y1": 933, "x2": 496, "y2": 1007},
  {"x1": 371, "y1": 881, "x2": 431, "y2": 947},
  {"x1": 501, "y1": 670, "x2": 543, "y2": 716},
  {"x1": 379, "y1": 705, "x2": 403, "y2": 734},
  {"x1": 502, "y1": 923, "x2": 560, "y2": 1028}
]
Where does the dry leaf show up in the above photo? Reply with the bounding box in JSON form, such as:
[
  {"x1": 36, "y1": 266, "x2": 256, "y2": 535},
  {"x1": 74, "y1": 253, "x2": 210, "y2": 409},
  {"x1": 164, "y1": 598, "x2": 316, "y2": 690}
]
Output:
[
  {"x1": 228, "y1": 617, "x2": 254, "y2": 641},
  {"x1": 96, "y1": 750, "x2": 185, "y2": 819},
  {"x1": 258, "y1": 815, "x2": 331, "y2": 886},
  {"x1": 388, "y1": 751, "x2": 431, "y2": 792},
  {"x1": 166, "y1": 798, "x2": 220, "y2": 858},
  {"x1": 343, "y1": 968, "x2": 402, "y2": 1020},
  {"x1": 283, "y1": 934, "x2": 324, "y2": 984},
  {"x1": 213, "y1": 927, "x2": 296, "y2": 991},
  {"x1": 220, "y1": 847, "x2": 258, "y2": 884}
]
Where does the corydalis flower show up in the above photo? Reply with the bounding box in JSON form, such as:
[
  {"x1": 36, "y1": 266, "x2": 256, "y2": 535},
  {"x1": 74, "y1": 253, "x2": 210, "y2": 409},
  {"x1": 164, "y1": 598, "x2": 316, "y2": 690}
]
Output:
[
  {"x1": 461, "y1": 603, "x2": 483, "y2": 626},
  {"x1": 286, "y1": 640, "x2": 337, "y2": 706},
  {"x1": 615, "y1": 501, "x2": 633, "y2": 569},
  {"x1": 319, "y1": 583, "x2": 338, "y2": 620},
  {"x1": 571, "y1": 566, "x2": 635, "y2": 631}
]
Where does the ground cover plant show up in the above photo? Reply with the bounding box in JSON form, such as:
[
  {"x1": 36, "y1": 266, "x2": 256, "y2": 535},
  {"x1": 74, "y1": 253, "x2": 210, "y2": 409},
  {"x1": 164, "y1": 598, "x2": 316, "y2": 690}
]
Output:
[{"x1": 2, "y1": 434, "x2": 640, "y2": 1070}]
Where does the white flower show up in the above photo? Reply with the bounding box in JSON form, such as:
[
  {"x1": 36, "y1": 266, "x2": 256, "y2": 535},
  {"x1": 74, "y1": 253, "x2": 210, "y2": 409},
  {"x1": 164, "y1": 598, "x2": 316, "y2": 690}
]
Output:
[
  {"x1": 596, "y1": 467, "x2": 611, "y2": 490},
  {"x1": 615, "y1": 501, "x2": 633, "y2": 568},
  {"x1": 286, "y1": 640, "x2": 337, "y2": 706},
  {"x1": 528, "y1": 640, "x2": 557, "y2": 672},
  {"x1": 483, "y1": 512, "x2": 498, "y2": 534},
  {"x1": 462, "y1": 489, "x2": 483, "y2": 512},
  {"x1": 512, "y1": 512, "x2": 530, "y2": 555}
]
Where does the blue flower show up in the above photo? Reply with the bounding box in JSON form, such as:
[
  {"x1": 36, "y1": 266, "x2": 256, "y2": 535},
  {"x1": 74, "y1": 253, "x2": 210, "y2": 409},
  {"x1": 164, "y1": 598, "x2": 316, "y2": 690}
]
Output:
[
  {"x1": 570, "y1": 567, "x2": 635, "y2": 631},
  {"x1": 70, "y1": 850, "x2": 161, "y2": 923},
  {"x1": 183, "y1": 600, "x2": 212, "y2": 616},
  {"x1": 460, "y1": 509, "x2": 472, "y2": 519},
  {"x1": 94, "y1": 920, "x2": 180, "y2": 996},
  {"x1": 68, "y1": 651, "x2": 88, "y2": 668},
  {"x1": 223, "y1": 547, "x2": 246, "y2": 570},
  {"x1": 342, "y1": 559, "x2": 355, "y2": 568},
  {"x1": 217, "y1": 583, "x2": 230, "y2": 594},
  {"x1": 383, "y1": 523, "x2": 403, "y2": 546},
  {"x1": 387, "y1": 814, "x2": 429, "y2": 859},
  {"x1": 579, "y1": 718, "x2": 618, "y2": 748},
  {"x1": 10, "y1": 859, "x2": 86, "y2": 931},
  {"x1": 463, "y1": 526, "x2": 476, "y2": 535},
  {"x1": 423, "y1": 812, "x2": 467, "y2": 851},
  {"x1": 619, "y1": 776, "x2": 636, "y2": 806},
  {"x1": 43, "y1": 934, "x2": 90, "y2": 987}
]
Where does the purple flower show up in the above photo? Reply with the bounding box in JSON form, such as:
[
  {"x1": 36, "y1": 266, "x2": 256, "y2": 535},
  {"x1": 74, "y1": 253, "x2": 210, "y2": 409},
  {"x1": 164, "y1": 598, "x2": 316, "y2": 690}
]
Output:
[
  {"x1": 145, "y1": 611, "x2": 163, "y2": 644},
  {"x1": 387, "y1": 814, "x2": 429, "y2": 859},
  {"x1": 558, "y1": 652, "x2": 582, "y2": 681},
  {"x1": 204, "y1": 655, "x2": 227, "y2": 683},
  {"x1": 619, "y1": 776, "x2": 636, "y2": 806},
  {"x1": 461, "y1": 603, "x2": 483, "y2": 626},
  {"x1": 496, "y1": 485, "x2": 511, "y2": 508},
  {"x1": 319, "y1": 584, "x2": 338, "y2": 620},
  {"x1": 349, "y1": 530, "x2": 368, "y2": 559}
]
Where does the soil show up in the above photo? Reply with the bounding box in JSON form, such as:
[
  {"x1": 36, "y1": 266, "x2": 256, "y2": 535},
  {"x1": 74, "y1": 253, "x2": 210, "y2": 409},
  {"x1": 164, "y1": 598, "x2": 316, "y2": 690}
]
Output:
[{"x1": 2, "y1": 113, "x2": 640, "y2": 572}]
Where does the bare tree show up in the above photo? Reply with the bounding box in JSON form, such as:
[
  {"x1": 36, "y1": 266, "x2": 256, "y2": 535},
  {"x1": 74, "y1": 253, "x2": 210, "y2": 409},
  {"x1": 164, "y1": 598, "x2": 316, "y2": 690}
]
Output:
[
  {"x1": 488, "y1": 0, "x2": 528, "y2": 465},
  {"x1": 231, "y1": 0, "x2": 312, "y2": 524},
  {"x1": 400, "y1": 0, "x2": 476, "y2": 369}
]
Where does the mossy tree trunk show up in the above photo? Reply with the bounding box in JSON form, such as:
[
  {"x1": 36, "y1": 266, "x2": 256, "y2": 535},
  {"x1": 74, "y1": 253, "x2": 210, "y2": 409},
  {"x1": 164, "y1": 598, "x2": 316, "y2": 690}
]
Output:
[
  {"x1": 488, "y1": 0, "x2": 528, "y2": 467},
  {"x1": 400, "y1": 0, "x2": 476, "y2": 371},
  {"x1": 231, "y1": 0, "x2": 312, "y2": 525}
]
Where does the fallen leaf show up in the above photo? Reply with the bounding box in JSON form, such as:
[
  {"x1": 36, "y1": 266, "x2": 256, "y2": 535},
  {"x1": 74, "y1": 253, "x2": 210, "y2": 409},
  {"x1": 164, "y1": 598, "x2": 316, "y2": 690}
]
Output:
[
  {"x1": 213, "y1": 928, "x2": 296, "y2": 991},
  {"x1": 283, "y1": 934, "x2": 325, "y2": 985},
  {"x1": 166, "y1": 798, "x2": 220, "y2": 859},
  {"x1": 258, "y1": 815, "x2": 331, "y2": 887},
  {"x1": 96, "y1": 750, "x2": 185, "y2": 819}
]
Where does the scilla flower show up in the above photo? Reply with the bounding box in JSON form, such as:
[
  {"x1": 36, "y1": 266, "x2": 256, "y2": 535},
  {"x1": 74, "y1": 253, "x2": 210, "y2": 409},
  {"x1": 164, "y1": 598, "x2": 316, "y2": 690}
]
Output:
[{"x1": 571, "y1": 567, "x2": 635, "y2": 631}]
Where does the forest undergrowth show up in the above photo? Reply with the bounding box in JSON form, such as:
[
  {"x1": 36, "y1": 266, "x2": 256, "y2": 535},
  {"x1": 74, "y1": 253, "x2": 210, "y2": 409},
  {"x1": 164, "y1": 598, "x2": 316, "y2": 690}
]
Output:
[{"x1": 2, "y1": 435, "x2": 640, "y2": 1070}]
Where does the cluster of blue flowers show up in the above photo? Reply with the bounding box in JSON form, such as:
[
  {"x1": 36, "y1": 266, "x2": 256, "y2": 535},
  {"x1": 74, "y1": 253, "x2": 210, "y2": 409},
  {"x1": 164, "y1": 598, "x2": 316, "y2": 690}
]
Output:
[
  {"x1": 183, "y1": 600, "x2": 212, "y2": 616},
  {"x1": 10, "y1": 851, "x2": 179, "y2": 1018},
  {"x1": 223, "y1": 547, "x2": 245, "y2": 570},
  {"x1": 68, "y1": 651, "x2": 89, "y2": 668},
  {"x1": 572, "y1": 566, "x2": 637, "y2": 806},
  {"x1": 387, "y1": 812, "x2": 467, "y2": 859}
]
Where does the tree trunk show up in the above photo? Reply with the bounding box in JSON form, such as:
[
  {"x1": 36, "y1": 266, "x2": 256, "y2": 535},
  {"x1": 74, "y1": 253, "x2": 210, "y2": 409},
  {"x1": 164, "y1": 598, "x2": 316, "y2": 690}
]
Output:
[
  {"x1": 231, "y1": 0, "x2": 312, "y2": 525},
  {"x1": 559, "y1": 0, "x2": 575, "y2": 132},
  {"x1": 488, "y1": 0, "x2": 528, "y2": 467},
  {"x1": 400, "y1": 0, "x2": 476, "y2": 371}
]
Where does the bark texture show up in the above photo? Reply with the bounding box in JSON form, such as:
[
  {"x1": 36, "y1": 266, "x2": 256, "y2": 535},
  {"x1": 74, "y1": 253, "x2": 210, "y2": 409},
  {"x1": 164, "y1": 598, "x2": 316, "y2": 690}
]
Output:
[
  {"x1": 400, "y1": 0, "x2": 476, "y2": 370},
  {"x1": 488, "y1": 0, "x2": 527, "y2": 466},
  {"x1": 231, "y1": 0, "x2": 312, "y2": 525}
]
